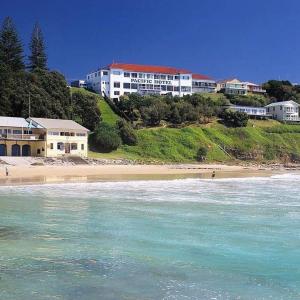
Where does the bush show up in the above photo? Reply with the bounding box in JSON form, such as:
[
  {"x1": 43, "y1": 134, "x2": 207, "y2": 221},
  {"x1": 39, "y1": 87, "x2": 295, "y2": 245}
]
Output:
[
  {"x1": 222, "y1": 110, "x2": 249, "y2": 127},
  {"x1": 116, "y1": 119, "x2": 137, "y2": 146},
  {"x1": 196, "y1": 146, "x2": 208, "y2": 161},
  {"x1": 90, "y1": 122, "x2": 121, "y2": 152}
]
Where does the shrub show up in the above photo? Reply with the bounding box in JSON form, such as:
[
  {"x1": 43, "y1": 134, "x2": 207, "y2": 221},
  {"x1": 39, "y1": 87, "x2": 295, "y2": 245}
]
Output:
[
  {"x1": 90, "y1": 122, "x2": 121, "y2": 152},
  {"x1": 116, "y1": 119, "x2": 137, "y2": 146},
  {"x1": 196, "y1": 146, "x2": 208, "y2": 161},
  {"x1": 222, "y1": 110, "x2": 249, "y2": 127}
]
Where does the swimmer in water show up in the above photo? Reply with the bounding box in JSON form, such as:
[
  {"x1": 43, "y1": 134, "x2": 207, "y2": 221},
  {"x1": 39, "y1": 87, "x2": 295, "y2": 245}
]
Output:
[{"x1": 212, "y1": 171, "x2": 216, "y2": 179}]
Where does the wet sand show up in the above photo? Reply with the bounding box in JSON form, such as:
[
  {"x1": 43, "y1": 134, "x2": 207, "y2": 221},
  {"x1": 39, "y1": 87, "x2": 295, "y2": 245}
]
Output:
[{"x1": 0, "y1": 164, "x2": 284, "y2": 186}]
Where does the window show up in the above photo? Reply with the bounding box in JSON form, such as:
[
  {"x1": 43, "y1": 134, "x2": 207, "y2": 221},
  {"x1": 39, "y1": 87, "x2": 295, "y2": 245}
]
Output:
[
  {"x1": 98, "y1": 71, "x2": 101, "y2": 76},
  {"x1": 167, "y1": 86, "x2": 173, "y2": 91},
  {"x1": 154, "y1": 74, "x2": 160, "y2": 79},
  {"x1": 181, "y1": 86, "x2": 191, "y2": 92},
  {"x1": 13, "y1": 130, "x2": 22, "y2": 134},
  {"x1": 114, "y1": 91, "x2": 120, "y2": 95},
  {"x1": 71, "y1": 143, "x2": 77, "y2": 150},
  {"x1": 124, "y1": 92, "x2": 130, "y2": 95},
  {"x1": 81, "y1": 144, "x2": 84, "y2": 150},
  {"x1": 168, "y1": 75, "x2": 173, "y2": 80},
  {"x1": 123, "y1": 83, "x2": 130, "y2": 89},
  {"x1": 181, "y1": 75, "x2": 190, "y2": 80},
  {"x1": 160, "y1": 75, "x2": 166, "y2": 80},
  {"x1": 147, "y1": 74, "x2": 153, "y2": 79},
  {"x1": 24, "y1": 130, "x2": 33, "y2": 135},
  {"x1": 50, "y1": 143, "x2": 54, "y2": 150},
  {"x1": 76, "y1": 133, "x2": 86, "y2": 137},
  {"x1": 48, "y1": 131, "x2": 59, "y2": 136},
  {"x1": 131, "y1": 73, "x2": 137, "y2": 78},
  {"x1": 124, "y1": 72, "x2": 130, "y2": 77},
  {"x1": 114, "y1": 82, "x2": 120, "y2": 88},
  {"x1": 174, "y1": 86, "x2": 180, "y2": 92},
  {"x1": 103, "y1": 71, "x2": 108, "y2": 76},
  {"x1": 131, "y1": 83, "x2": 138, "y2": 89},
  {"x1": 174, "y1": 75, "x2": 179, "y2": 80},
  {"x1": 57, "y1": 142, "x2": 64, "y2": 150},
  {"x1": 112, "y1": 71, "x2": 121, "y2": 75},
  {"x1": 161, "y1": 85, "x2": 166, "y2": 91},
  {"x1": 154, "y1": 85, "x2": 160, "y2": 90},
  {"x1": 139, "y1": 73, "x2": 145, "y2": 78}
]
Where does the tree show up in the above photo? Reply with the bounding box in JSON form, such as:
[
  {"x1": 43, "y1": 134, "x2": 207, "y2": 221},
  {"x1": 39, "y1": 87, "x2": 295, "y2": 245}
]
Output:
[
  {"x1": 116, "y1": 119, "x2": 137, "y2": 145},
  {"x1": 90, "y1": 122, "x2": 121, "y2": 152},
  {"x1": 196, "y1": 146, "x2": 208, "y2": 161},
  {"x1": 222, "y1": 110, "x2": 249, "y2": 127},
  {"x1": 28, "y1": 22, "x2": 47, "y2": 71},
  {"x1": 0, "y1": 17, "x2": 24, "y2": 71},
  {"x1": 71, "y1": 91, "x2": 101, "y2": 131}
]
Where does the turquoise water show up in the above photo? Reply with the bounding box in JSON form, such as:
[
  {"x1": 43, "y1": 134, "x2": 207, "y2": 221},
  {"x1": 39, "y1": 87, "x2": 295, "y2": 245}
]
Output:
[{"x1": 1, "y1": 174, "x2": 300, "y2": 299}]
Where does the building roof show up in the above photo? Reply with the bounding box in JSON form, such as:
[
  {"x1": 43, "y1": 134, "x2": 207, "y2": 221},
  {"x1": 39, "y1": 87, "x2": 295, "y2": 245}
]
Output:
[
  {"x1": 28, "y1": 118, "x2": 90, "y2": 131},
  {"x1": 0, "y1": 116, "x2": 29, "y2": 128},
  {"x1": 266, "y1": 100, "x2": 300, "y2": 107},
  {"x1": 192, "y1": 73, "x2": 212, "y2": 80},
  {"x1": 107, "y1": 63, "x2": 192, "y2": 75}
]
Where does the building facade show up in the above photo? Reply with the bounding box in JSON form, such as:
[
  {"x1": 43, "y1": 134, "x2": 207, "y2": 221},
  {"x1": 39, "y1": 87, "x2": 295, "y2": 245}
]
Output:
[
  {"x1": 216, "y1": 79, "x2": 266, "y2": 95},
  {"x1": 228, "y1": 105, "x2": 269, "y2": 118},
  {"x1": 265, "y1": 101, "x2": 300, "y2": 122},
  {"x1": 86, "y1": 63, "x2": 216, "y2": 100},
  {"x1": 71, "y1": 80, "x2": 87, "y2": 88},
  {"x1": 0, "y1": 117, "x2": 89, "y2": 157}
]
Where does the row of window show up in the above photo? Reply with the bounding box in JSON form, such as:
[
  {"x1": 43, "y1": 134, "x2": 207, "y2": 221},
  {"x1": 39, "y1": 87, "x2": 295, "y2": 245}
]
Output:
[
  {"x1": 88, "y1": 71, "x2": 191, "y2": 81},
  {"x1": 0, "y1": 129, "x2": 33, "y2": 135},
  {"x1": 50, "y1": 142, "x2": 85, "y2": 151},
  {"x1": 192, "y1": 81, "x2": 216, "y2": 87},
  {"x1": 48, "y1": 131, "x2": 86, "y2": 137},
  {"x1": 113, "y1": 85, "x2": 192, "y2": 95}
]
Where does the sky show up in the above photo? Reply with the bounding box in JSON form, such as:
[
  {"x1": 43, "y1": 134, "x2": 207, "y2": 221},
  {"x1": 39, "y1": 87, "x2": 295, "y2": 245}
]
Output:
[{"x1": 1, "y1": 0, "x2": 300, "y2": 83}]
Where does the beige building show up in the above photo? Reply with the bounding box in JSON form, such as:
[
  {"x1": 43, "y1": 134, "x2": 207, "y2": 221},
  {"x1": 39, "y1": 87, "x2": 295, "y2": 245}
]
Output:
[
  {"x1": 0, "y1": 117, "x2": 89, "y2": 157},
  {"x1": 216, "y1": 78, "x2": 266, "y2": 95}
]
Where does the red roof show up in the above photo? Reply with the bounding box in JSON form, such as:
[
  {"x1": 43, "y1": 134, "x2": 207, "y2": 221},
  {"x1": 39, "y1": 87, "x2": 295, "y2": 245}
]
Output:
[
  {"x1": 107, "y1": 63, "x2": 191, "y2": 75},
  {"x1": 192, "y1": 73, "x2": 212, "y2": 80}
]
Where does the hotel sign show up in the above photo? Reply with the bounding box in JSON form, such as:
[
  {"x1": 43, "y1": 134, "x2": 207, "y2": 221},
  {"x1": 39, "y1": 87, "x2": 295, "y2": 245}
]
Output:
[{"x1": 131, "y1": 78, "x2": 172, "y2": 85}]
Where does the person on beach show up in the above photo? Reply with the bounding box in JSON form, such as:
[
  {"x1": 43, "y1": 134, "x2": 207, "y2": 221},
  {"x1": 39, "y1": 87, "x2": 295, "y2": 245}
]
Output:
[
  {"x1": 212, "y1": 171, "x2": 216, "y2": 179},
  {"x1": 5, "y1": 167, "x2": 9, "y2": 177}
]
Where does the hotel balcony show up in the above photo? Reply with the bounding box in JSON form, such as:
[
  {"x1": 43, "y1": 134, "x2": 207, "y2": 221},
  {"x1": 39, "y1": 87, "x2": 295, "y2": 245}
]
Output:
[{"x1": 0, "y1": 134, "x2": 45, "y2": 141}]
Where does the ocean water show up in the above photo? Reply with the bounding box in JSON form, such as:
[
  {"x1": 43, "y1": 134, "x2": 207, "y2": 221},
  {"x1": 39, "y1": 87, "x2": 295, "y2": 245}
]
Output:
[{"x1": 1, "y1": 174, "x2": 300, "y2": 300}]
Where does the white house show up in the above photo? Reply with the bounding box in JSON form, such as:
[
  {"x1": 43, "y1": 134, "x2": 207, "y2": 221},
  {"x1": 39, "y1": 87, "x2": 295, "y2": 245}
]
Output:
[
  {"x1": 86, "y1": 63, "x2": 216, "y2": 100},
  {"x1": 265, "y1": 100, "x2": 300, "y2": 122},
  {"x1": 229, "y1": 105, "x2": 269, "y2": 118}
]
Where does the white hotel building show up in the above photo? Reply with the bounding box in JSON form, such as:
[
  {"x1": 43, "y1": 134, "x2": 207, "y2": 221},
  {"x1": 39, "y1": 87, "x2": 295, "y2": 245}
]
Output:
[{"x1": 86, "y1": 63, "x2": 216, "y2": 100}]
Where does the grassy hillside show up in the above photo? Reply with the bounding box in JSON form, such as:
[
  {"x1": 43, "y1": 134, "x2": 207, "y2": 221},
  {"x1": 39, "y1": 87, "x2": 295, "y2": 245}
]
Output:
[
  {"x1": 71, "y1": 88, "x2": 119, "y2": 125},
  {"x1": 89, "y1": 118, "x2": 300, "y2": 163},
  {"x1": 72, "y1": 88, "x2": 300, "y2": 163}
]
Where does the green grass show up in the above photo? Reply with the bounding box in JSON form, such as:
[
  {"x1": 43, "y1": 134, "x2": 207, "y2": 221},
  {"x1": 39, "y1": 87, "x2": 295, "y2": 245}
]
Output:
[
  {"x1": 71, "y1": 87, "x2": 119, "y2": 125},
  {"x1": 89, "y1": 119, "x2": 300, "y2": 163}
]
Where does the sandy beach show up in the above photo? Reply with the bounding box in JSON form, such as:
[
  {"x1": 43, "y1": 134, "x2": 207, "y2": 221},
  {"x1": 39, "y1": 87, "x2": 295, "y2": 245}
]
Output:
[{"x1": 0, "y1": 162, "x2": 286, "y2": 186}]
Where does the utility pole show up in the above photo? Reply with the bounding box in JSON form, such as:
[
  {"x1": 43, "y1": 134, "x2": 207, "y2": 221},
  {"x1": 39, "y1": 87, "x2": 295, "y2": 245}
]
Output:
[{"x1": 28, "y1": 91, "x2": 31, "y2": 118}]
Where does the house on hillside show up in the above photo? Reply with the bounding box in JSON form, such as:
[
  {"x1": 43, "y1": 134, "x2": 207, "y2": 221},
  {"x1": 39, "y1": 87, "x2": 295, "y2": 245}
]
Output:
[
  {"x1": 0, "y1": 117, "x2": 89, "y2": 157},
  {"x1": 228, "y1": 105, "x2": 270, "y2": 119},
  {"x1": 265, "y1": 101, "x2": 300, "y2": 122},
  {"x1": 216, "y1": 79, "x2": 266, "y2": 95}
]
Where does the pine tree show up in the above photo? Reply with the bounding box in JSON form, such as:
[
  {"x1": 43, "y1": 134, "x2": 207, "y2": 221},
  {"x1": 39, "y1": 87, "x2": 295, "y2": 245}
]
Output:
[
  {"x1": 0, "y1": 16, "x2": 24, "y2": 71},
  {"x1": 28, "y1": 22, "x2": 47, "y2": 71}
]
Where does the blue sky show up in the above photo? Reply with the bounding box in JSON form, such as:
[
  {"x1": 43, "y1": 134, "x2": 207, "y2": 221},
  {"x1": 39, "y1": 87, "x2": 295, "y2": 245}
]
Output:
[{"x1": 1, "y1": 0, "x2": 300, "y2": 83}]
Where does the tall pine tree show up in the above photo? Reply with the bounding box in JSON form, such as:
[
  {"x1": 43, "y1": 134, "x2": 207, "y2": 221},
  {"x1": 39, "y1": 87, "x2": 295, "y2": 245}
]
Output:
[
  {"x1": 0, "y1": 16, "x2": 24, "y2": 71},
  {"x1": 28, "y1": 22, "x2": 47, "y2": 71}
]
